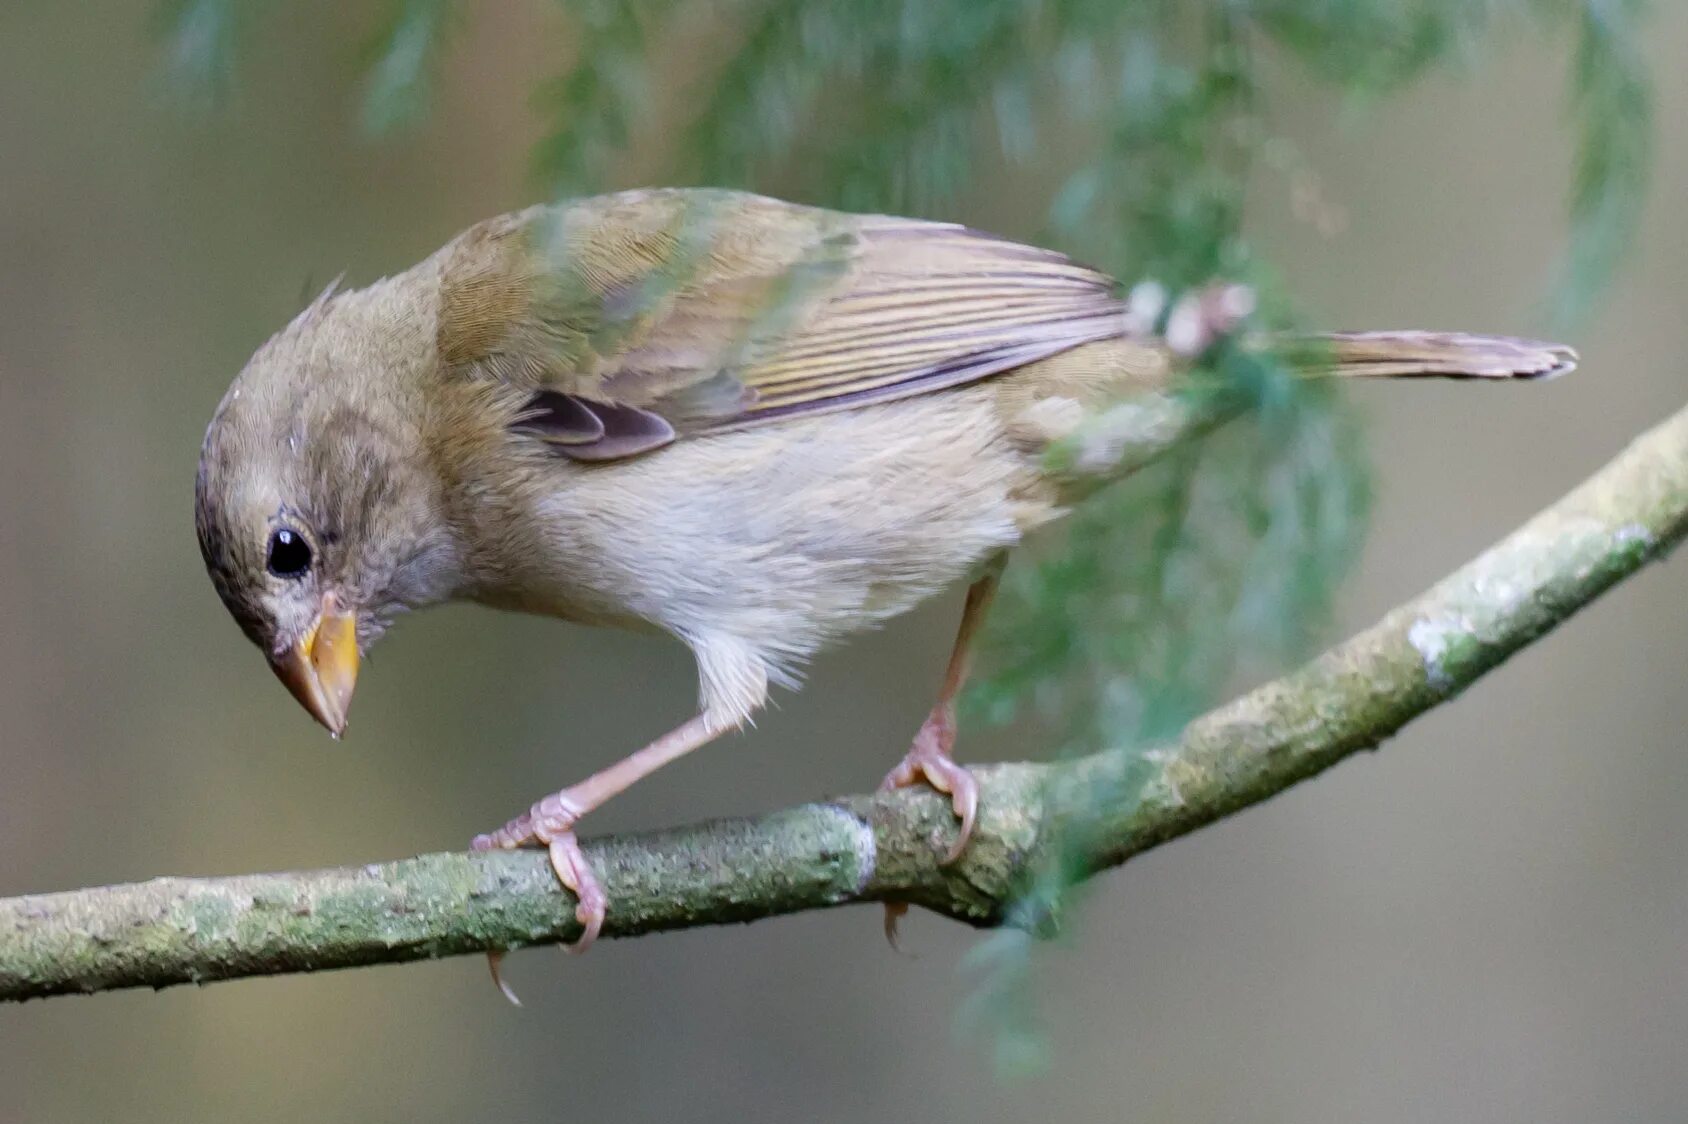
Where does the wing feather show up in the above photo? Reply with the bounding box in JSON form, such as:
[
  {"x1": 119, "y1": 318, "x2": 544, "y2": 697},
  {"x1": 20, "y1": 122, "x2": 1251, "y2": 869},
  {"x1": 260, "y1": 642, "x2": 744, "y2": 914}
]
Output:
[
  {"x1": 436, "y1": 190, "x2": 1125, "y2": 460},
  {"x1": 718, "y1": 217, "x2": 1124, "y2": 425}
]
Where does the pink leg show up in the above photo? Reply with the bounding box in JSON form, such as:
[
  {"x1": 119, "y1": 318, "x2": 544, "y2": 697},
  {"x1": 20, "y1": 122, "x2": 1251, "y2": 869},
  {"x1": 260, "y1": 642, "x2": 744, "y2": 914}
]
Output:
[
  {"x1": 880, "y1": 556, "x2": 1004, "y2": 941},
  {"x1": 471, "y1": 713, "x2": 726, "y2": 987}
]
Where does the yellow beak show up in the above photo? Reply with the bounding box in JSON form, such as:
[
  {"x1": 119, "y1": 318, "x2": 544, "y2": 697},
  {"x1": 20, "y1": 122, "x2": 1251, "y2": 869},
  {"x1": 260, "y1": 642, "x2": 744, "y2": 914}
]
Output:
[{"x1": 271, "y1": 596, "x2": 360, "y2": 736}]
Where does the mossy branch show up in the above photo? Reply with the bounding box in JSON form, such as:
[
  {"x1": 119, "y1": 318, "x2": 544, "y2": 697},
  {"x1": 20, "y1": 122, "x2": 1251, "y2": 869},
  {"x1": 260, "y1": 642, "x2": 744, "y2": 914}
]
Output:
[{"x1": 3, "y1": 398, "x2": 1684, "y2": 1004}]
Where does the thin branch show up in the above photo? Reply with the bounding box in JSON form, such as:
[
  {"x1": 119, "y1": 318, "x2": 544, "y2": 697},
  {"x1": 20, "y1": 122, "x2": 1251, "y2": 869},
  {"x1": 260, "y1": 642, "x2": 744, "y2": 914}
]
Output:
[{"x1": 4, "y1": 399, "x2": 1685, "y2": 1003}]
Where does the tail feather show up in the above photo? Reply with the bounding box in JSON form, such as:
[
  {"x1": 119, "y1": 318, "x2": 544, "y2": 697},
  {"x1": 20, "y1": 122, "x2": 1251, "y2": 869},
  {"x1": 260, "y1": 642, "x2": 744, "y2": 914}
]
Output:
[{"x1": 1300, "y1": 330, "x2": 1578, "y2": 381}]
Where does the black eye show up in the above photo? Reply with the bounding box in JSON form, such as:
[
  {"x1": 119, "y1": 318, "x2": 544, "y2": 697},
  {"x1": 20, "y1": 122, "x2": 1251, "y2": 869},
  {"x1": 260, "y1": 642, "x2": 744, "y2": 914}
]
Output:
[{"x1": 266, "y1": 528, "x2": 313, "y2": 578}]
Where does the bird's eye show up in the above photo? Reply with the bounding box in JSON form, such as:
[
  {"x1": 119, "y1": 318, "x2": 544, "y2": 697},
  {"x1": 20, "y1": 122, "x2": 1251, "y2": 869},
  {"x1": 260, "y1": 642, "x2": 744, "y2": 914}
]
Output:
[{"x1": 266, "y1": 528, "x2": 313, "y2": 578}]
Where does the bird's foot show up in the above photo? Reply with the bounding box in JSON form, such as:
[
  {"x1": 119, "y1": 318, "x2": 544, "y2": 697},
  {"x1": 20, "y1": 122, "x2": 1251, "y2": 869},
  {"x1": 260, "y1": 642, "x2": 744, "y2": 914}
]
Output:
[
  {"x1": 878, "y1": 708, "x2": 980, "y2": 946},
  {"x1": 471, "y1": 792, "x2": 608, "y2": 1000},
  {"x1": 472, "y1": 792, "x2": 607, "y2": 949},
  {"x1": 880, "y1": 711, "x2": 979, "y2": 863}
]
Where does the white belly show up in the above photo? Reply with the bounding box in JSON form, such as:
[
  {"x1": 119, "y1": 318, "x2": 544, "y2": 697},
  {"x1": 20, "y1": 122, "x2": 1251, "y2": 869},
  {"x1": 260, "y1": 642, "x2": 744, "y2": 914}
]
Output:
[{"x1": 493, "y1": 385, "x2": 1048, "y2": 699}]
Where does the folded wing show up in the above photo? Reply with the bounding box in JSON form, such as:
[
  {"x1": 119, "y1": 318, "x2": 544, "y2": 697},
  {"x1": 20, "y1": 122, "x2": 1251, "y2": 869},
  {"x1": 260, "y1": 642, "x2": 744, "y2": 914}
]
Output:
[{"x1": 437, "y1": 189, "x2": 1125, "y2": 460}]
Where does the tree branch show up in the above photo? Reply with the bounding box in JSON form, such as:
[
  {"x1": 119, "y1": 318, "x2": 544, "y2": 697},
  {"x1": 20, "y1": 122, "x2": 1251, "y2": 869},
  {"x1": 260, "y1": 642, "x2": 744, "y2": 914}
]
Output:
[{"x1": 4, "y1": 399, "x2": 1685, "y2": 1003}]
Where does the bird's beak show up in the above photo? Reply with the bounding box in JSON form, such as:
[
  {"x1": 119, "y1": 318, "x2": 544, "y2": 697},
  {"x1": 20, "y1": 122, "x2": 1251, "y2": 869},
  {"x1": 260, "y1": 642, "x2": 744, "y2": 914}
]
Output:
[{"x1": 270, "y1": 595, "x2": 360, "y2": 737}]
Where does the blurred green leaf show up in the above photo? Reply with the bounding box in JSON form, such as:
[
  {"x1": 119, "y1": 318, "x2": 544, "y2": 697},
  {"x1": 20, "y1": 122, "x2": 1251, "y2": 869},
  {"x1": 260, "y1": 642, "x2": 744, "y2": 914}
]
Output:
[
  {"x1": 153, "y1": 0, "x2": 253, "y2": 112},
  {"x1": 361, "y1": 0, "x2": 461, "y2": 136},
  {"x1": 1553, "y1": 0, "x2": 1652, "y2": 322},
  {"x1": 533, "y1": 0, "x2": 679, "y2": 193}
]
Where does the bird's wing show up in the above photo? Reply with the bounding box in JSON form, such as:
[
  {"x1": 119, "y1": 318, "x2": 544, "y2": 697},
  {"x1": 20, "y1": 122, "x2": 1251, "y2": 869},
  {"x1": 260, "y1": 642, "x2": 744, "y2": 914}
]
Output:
[{"x1": 436, "y1": 189, "x2": 1124, "y2": 461}]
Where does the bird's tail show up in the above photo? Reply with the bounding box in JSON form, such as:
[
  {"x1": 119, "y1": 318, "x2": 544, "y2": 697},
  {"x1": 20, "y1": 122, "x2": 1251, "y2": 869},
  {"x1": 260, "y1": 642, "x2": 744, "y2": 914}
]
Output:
[
  {"x1": 1291, "y1": 330, "x2": 1578, "y2": 381},
  {"x1": 1045, "y1": 328, "x2": 1576, "y2": 498}
]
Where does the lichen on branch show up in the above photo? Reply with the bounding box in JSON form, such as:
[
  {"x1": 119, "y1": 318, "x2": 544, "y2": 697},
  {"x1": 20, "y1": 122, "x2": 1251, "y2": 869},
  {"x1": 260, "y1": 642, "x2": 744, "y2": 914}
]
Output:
[{"x1": 3, "y1": 397, "x2": 1683, "y2": 1004}]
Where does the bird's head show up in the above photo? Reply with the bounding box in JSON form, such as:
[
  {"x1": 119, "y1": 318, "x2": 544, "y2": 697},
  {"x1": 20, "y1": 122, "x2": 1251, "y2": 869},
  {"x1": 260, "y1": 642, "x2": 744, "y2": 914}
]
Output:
[{"x1": 194, "y1": 280, "x2": 464, "y2": 735}]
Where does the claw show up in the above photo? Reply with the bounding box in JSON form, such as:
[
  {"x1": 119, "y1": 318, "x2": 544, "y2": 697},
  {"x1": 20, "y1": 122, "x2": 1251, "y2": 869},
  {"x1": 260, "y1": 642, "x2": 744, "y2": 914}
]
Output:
[
  {"x1": 927, "y1": 757, "x2": 979, "y2": 865},
  {"x1": 486, "y1": 949, "x2": 522, "y2": 1006},
  {"x1": 882, "y1": 901, "x2": 913, "y2": 953},
  {"x1": 546, "y1": 832, "x2": 606, "y2": 952},
  {"x1": 471, "y1": 833, "x2": 524, "y2": 1002}
]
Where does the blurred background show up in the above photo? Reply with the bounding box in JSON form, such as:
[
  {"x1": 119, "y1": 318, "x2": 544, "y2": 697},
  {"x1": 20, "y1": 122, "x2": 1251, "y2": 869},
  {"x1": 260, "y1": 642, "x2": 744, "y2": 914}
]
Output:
[{"x1": 2, "y1": 2, "x2": 1685, "y2": 1121}]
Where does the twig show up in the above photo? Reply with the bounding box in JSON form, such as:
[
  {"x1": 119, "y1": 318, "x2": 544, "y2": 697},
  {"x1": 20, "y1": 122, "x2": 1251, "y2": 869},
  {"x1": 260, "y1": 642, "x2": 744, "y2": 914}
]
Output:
[{"x1": 3, "y1": 399, "x2": 1684, "y2": 1003}]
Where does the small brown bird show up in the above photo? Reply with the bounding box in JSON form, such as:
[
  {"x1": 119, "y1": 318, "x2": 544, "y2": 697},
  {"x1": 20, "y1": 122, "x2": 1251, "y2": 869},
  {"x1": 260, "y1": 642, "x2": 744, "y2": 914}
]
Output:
[{"x1": 195, "y1": 187, "x2": 1574, "y2": 958}]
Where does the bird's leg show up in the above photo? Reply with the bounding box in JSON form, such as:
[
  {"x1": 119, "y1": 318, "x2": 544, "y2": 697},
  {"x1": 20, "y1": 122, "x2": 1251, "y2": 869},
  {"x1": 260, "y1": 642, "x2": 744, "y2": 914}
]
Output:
[
  {"x1": 472, "y1": 711, "x2": 727, "y2": 955},
  {"x1": 879, "y1": 556, "x2": 1006, "y2": 943},
  {"x1": 880, "y1": 554, "x2": 1005, "y2": 898}
]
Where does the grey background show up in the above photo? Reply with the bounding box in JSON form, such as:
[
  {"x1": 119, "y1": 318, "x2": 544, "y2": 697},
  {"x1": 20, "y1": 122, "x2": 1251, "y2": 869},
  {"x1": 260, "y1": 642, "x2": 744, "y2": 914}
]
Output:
[{"x1": 2, "y1": 4, "x2": 1685, "y2": 1121}]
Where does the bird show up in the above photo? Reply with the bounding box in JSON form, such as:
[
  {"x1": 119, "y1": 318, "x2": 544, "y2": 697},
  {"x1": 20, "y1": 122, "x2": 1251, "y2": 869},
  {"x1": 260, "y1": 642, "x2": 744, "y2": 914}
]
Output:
[{"x1": 194, "y1": 186, "x2": 1575, "y2": 968}]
